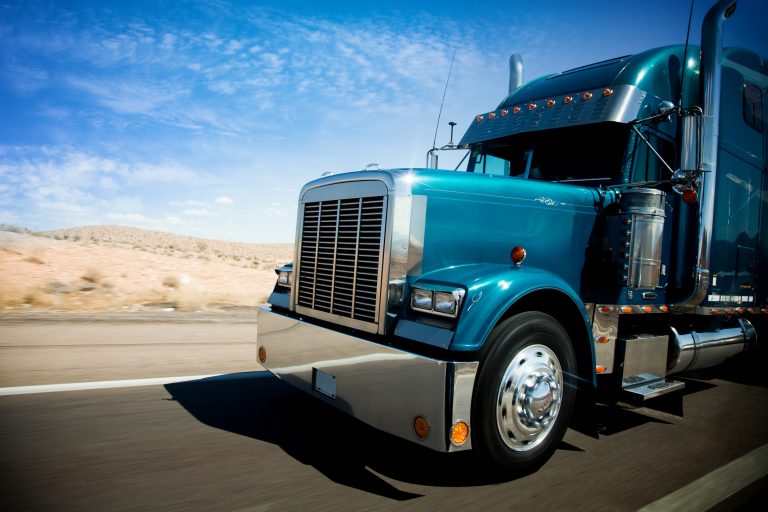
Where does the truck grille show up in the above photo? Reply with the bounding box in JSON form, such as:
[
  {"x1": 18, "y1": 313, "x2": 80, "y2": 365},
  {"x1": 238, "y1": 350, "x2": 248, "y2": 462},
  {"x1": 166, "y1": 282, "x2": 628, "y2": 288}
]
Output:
[{"x1": 297, "y1": 196, "x2": 385, "y2": 324}]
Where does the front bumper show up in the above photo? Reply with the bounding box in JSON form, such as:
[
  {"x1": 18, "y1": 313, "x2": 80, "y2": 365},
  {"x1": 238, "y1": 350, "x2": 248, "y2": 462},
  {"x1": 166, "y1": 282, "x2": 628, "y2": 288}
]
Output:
[{"x1": 257, "y1": 306, "x2": 478, "y2": 452}]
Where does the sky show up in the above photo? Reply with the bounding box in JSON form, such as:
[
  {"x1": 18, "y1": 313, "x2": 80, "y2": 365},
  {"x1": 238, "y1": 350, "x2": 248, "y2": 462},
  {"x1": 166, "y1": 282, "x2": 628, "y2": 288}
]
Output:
[{"x1": 0, "y1": 0, "x2": 764, "y2": 242}]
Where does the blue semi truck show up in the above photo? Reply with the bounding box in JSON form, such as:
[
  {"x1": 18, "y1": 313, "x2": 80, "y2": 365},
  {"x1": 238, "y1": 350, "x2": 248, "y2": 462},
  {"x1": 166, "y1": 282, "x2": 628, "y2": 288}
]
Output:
[{"x1": 257, "y1": 0, "x2": 765, "y2": 473}]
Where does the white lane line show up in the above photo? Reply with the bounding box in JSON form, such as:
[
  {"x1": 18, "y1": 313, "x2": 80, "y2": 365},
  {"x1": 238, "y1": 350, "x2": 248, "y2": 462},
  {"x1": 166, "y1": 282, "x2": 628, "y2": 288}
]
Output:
[
  {"x1": 0, "y1": 374, "x2": 219, "y2": 396},
  {"x1": 638, "y1": 443, "x2": 768, "y2": 512}
]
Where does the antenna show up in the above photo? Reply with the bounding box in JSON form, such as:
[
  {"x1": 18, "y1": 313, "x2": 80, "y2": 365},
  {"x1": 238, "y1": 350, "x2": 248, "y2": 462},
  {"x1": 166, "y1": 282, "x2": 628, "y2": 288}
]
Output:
[
  {"x1": 678, "y1": 0, "x2": 696, "y2": 108},
  {"x1": 432, "y1": 50, "x2": 456, "y2": 150}
]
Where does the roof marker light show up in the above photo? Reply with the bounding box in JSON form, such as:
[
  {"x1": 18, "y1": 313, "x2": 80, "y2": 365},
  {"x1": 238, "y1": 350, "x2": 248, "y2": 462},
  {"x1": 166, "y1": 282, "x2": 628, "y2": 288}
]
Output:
[
  {"x1": 528, "y1": 103, "x2": 537, "y2": 111},
  {"x1": 563, "y1": 96, "x2": 573, "y2": 104},
  {"x1": 513, "y1": 106, "x2": 521, "y2": 114},
  {"x1": 476, "y1": 115, "x2": 484, "y2": 122},
  {"x1": 546, "y1": 99, "x2": 556, "y2": 107},
  {"x1": 488, "y1": 112, "x2": 496, "y2": 119},
  {"x1": 501, "y1": 109, "x2": 509, "y2": 117},
  {"x1": 583, "y1": 91, "x2": 593, "y2": 100},
  {"x1": 603, "y1": 88, "x2": 614, "y2": 96}
]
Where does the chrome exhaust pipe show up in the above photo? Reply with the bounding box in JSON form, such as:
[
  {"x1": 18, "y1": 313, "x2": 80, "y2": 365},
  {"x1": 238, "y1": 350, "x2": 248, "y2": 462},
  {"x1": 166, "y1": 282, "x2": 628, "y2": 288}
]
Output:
[{"x1": 668, "y1": 318, "x2": 756, "y2": 374}]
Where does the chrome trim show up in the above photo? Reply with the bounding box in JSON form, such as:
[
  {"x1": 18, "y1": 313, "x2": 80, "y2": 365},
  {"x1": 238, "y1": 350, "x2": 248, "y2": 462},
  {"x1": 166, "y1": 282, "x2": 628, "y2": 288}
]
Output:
[
  {"x1": 257, "y1": 306, "x2": 477, "y2": 452},
  {"x1": 672, "y1": 0, "x2": 735, "y2": 313},
  {"x1": 592, "y1": 305, "x2": 619, "y2": 374},
  {"x1": 620, "y1": 189, "x2": 666, "y2": 290}
]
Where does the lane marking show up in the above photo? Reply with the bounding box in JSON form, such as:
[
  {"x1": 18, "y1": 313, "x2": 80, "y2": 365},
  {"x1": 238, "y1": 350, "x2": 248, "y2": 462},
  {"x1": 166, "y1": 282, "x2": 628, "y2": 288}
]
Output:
[
  {"x1": 0, "y1": 374, "x2": 220, "y2": 396},
  {"x1": 638, "y1": 443, "x2": 768, "y2": 511}
]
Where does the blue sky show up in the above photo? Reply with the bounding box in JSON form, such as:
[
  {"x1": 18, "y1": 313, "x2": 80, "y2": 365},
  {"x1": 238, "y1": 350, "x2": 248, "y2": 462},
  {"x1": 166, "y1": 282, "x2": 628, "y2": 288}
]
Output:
[{"x1": 0, "y1": 0, "x2": 763, "y2": 242}]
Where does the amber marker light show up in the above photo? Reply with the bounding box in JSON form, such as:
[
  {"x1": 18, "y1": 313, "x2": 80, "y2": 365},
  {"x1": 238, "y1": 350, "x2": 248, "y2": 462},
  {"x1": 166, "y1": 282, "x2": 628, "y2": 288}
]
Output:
[
  {"x1": 596, "y1": 365, "x2": 606, "y2": 374},
  {"x1": 488, "y1": 112, "x2": 496, "y2": 119},
  {"x1": 596, "y1": 337, "x2": 610, "y2": 344},
  {"x1": 660, "y1": 305, "x2": 669, "y2": 313},
  {"x1": 528, "y1": 103, "x2": 537, "y2": 110},
  {"x1": 583, "y1": 91, "x2": 593, "y2": 100},
  {"x1": 258, "y1": 346, "x2": 267, "y2": 363},
  {"x1": 546, "y1": 99, "x2": 556, "y2": 107},
  {"x1": 501, "y1": 109, "x2": 509, "y2": 116},
  {"x1": 475, "y1": 115, "x2": 484, "y2": 122},
  {"x1": 510, "y1": 246, "x2": 527, "y2": 265},
  {"x1": 414, "y1": 416, "x2": 430, "y2": 439},
  {"x1": 642, "y1": 305, "x2": 653, "y2": 313},
  {"x1": 450, "y1": 421, "x2": 470, "y2": 447},
  {"x1": 564, "y1": 96, "x2": 573, "y2": 104},
  {"x1": 621, "y1": 306, "x2": 633, "y2": 313},
  {"x1": 599, "y1": 306, "x2": 612, "y2": 314},
  {"x1": 513, "y1": 106, "x2": 521, "y2": 114},
  {"x1": 603, "y1": 88, "x2": 614, "y2": 96},
  {"x1": 682, "y1": 188, "x2": 698, "y2": 204},
  {"x1": 711, "y1": 308, "x2": 721, "y2": 314}
]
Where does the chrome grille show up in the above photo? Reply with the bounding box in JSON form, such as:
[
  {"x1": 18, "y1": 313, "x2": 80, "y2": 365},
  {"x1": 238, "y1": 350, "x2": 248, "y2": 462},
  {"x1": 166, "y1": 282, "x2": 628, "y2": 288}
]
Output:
[{"x1": 297, "y1": 196, "x2": 385, "y2": 324}]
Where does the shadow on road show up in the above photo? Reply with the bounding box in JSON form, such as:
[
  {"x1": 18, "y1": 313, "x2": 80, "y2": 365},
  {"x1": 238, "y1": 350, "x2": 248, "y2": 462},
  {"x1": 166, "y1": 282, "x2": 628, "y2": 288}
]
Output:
[
  {"x1": 165, "y1": 372, "x2": 526, "y2": 499},
  {"x1": 165, "y1": 370, "x2": 705, "y2": 499}
]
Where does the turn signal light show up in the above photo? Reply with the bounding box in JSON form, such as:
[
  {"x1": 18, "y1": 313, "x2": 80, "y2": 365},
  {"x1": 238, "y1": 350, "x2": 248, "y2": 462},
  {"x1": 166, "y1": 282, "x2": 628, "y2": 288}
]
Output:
[
  {"x1": 450, "y1": 421, "x2": 470, "y2": 446},
  {"x1": 414, "y1": 416, "x2": 430, "y2": 439},
  {"x1": 659, "y1": 305, "x2": 669, "y2": 313},
  {"x1": 510, "y1": 246, "x2": 527, "y2": 265}
]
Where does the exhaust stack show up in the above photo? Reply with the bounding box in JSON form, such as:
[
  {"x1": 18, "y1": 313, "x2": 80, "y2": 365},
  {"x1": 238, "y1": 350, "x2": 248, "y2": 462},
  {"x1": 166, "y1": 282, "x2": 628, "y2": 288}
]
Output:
[
  {"x1": 672, "y1": 0, "x2": 737, "y2": 312},
  {"x1": 508, "y1": 54, "x2": 523, "y2": 93}
]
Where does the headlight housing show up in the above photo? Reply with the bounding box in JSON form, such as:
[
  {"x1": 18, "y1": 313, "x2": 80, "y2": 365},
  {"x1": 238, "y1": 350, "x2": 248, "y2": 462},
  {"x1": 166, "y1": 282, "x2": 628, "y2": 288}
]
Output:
[
  {"x1": 410, "y1": 286, "x2": 465, "y2": 318},
  {"x1": 278, "y1": 271, "x2": 293, "y2": 287}
]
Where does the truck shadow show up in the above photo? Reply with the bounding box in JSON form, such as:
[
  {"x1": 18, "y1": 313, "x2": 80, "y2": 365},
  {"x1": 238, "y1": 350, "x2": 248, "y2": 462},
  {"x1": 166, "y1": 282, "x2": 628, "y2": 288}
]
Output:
[
  {"x1": 164, "y1": 371, "x2": 673, "y2": 498},
  {"x1": 164, "y1": 371, "x2": 562, "y2": 498}
]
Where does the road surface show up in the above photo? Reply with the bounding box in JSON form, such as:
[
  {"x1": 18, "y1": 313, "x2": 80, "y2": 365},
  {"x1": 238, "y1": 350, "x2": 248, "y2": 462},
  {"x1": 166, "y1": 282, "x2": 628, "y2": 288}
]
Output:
[{"x1": 1, "y1": 312, "x2": 766, "y2": 511}]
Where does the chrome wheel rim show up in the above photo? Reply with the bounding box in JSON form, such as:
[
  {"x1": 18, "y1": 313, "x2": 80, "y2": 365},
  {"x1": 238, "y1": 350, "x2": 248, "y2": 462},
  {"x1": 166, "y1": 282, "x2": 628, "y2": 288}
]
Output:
[{"x1": 496, "y1": 343, "x2": 563, "y2": 451}]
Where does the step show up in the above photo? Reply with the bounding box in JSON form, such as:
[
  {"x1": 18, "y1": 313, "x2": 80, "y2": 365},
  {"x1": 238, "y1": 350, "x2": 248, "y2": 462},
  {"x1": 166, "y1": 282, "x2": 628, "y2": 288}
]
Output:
[{"x1": 623, "y1": 375, "x2": 686, "y2": 400}]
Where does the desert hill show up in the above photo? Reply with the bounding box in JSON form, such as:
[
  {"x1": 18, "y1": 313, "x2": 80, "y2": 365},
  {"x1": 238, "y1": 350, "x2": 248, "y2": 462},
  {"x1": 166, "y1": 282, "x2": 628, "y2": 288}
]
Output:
[{"x1": 0, "y1": 225, "x2": 293, "y2": 312}]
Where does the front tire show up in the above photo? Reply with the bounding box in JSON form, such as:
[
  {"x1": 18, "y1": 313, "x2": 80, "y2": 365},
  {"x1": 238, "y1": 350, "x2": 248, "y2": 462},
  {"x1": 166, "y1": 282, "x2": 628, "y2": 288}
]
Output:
[{"x1": 472, "y1": 311, "x2": 577, "y2": 475}]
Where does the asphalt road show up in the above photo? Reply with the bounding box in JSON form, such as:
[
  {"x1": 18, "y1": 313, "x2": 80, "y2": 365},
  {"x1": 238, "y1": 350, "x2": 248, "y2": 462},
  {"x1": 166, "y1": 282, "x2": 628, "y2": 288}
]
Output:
[{"x1": 1, "y1": 312, "x2": 767, "y2": 511}]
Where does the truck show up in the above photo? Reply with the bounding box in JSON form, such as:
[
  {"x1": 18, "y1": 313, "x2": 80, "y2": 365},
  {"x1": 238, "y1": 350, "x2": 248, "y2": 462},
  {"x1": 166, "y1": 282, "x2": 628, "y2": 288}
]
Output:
[{"x1": 256, "y1": 0, "x2": 766, "y2": 474}]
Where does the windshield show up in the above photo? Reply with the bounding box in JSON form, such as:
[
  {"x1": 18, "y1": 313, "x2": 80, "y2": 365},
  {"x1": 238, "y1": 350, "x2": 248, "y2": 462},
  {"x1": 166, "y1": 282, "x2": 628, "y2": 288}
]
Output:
[{"x1": 467, "y1": 122, "x2": 630, "y2": 184}]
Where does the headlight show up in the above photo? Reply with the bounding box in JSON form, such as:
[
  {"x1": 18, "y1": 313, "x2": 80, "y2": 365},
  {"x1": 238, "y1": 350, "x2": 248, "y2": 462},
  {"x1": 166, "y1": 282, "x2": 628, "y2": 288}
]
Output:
[
  {"x1": 410, "y1": 286, "x2": 464, "y2": 318},
  {"x1": 278, "y1": 270, "x2": 293, "y2": 287},
  {"x1": 411, "y1": 288, "x2": 434, "y2": 311}
]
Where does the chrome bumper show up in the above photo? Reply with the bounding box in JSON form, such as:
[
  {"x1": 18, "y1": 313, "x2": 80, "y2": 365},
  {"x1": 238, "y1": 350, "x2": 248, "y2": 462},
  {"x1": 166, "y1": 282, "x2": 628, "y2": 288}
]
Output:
[{"x1": 257, "y1": 306, "x2": 478, "y2": 452}]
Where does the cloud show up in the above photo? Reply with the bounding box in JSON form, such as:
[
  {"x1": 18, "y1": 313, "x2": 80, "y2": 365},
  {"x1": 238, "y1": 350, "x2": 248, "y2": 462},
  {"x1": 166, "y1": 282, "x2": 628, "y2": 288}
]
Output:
[
  {"x1": 214, "y1": 196, "x2": 233, "y2": 205},
  {"x1": 182, "y1": 208, "x2": 215, "y2": 217}
]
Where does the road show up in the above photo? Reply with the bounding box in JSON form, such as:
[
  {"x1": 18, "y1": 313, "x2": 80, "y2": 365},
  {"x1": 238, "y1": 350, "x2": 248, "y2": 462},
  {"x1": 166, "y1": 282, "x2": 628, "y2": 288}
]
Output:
[{"x1": 1, "y1": 312, "x2": 767, "y2": 511}]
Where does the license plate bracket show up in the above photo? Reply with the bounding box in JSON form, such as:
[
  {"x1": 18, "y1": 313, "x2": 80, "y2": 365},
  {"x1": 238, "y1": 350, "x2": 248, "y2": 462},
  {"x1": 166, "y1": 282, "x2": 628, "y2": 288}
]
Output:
[{"x1": 312, "y1": 368, "x2": 336, "y2": 399}]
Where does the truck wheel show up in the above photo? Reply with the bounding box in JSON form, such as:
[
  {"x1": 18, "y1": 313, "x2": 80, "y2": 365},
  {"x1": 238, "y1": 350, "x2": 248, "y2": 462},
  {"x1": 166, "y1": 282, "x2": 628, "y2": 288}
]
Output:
[{"x1": 472, "y1": 311, "x2": 577, "y2": 475}]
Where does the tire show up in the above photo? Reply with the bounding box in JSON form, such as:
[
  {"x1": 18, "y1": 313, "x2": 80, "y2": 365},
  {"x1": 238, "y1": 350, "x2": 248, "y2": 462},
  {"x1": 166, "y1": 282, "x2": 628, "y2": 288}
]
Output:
[{"x1": 472, "y1": 311, "x2": 577, "y2": 475}]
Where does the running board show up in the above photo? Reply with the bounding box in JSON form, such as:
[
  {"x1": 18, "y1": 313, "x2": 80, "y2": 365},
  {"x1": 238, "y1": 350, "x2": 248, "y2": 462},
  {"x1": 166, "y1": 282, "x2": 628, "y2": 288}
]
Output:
[{"x1": 622, "y1": 374, "x2": 686, "y2": 401}]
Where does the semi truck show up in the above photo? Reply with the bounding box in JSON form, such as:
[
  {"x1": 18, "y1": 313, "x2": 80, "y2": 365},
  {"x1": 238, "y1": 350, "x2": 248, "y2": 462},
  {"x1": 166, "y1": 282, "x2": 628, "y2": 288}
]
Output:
[{"x1": 256, "y1": 0, "x2": 766, "y2": 474}]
